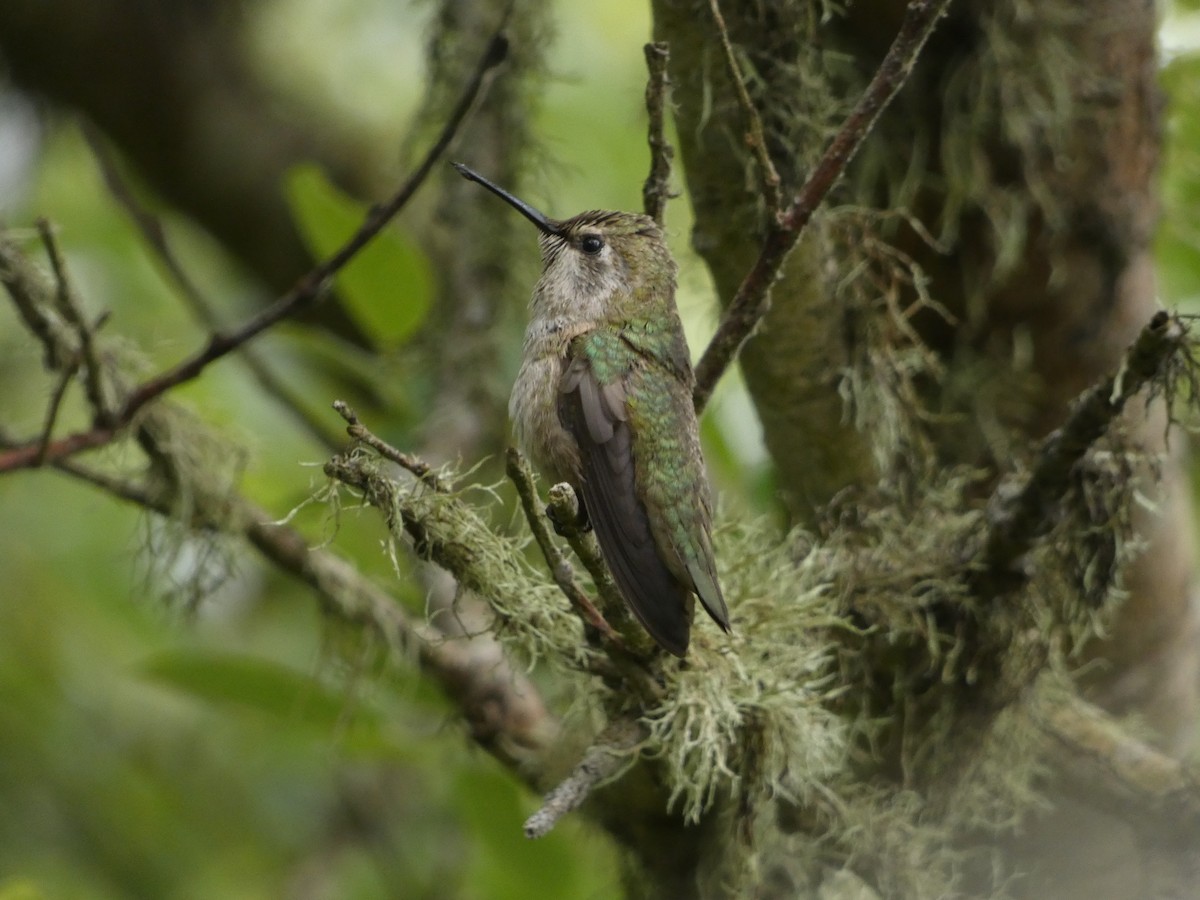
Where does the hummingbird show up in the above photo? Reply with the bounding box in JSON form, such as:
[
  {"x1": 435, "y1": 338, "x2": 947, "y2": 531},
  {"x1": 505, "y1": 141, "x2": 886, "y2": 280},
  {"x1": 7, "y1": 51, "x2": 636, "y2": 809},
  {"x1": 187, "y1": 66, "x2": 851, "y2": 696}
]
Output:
[{"x1": 453, "y1": 162, "x2": 730, "y2": 656}]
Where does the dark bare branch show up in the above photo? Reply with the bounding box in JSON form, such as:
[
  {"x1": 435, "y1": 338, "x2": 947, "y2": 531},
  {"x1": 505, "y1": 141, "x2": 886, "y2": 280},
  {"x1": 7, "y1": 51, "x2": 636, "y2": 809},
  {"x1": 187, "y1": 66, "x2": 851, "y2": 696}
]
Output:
[
  {"x1": 84, "y1": 126, "x2": 341, "y2": 450},
  {"x1": 35, "y1": 357, "x2": 79, "y2": 466},
  {"x1": 693, "y1": 0, "x2": 955, "y2": 411},
  {"x1": 641, "y1": 42, "x2": 675, "y2": 225}
]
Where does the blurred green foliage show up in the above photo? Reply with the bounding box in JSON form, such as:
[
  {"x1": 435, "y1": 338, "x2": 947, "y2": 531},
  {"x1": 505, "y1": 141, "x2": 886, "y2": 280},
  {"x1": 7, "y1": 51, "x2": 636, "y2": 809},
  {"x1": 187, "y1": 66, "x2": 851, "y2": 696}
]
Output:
[
  {"x1": 0, "y1": 524, "x2": 620, "y2": 898},
  {"x1": 1158, "y1": 50, "x2": 1200, "y2": 309}
]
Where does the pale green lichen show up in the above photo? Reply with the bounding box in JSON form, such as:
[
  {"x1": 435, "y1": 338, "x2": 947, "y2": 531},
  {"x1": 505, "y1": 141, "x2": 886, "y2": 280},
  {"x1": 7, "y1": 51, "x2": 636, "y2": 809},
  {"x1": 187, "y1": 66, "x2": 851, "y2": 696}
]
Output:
[
  {"x1": 639, "y1": 516, "x2": 847, "y2": 824},
  {"x1": 327, "y1": 447, "x2": 595, "y2": 675}
]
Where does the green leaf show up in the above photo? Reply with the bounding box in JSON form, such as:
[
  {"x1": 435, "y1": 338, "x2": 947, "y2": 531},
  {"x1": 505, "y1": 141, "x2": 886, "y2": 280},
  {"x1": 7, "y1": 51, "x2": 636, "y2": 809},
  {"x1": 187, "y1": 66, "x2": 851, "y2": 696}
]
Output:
[
  {"x1": 141, "y1": 649, "x2": 369, "y2": 731},
  {"x1": 450, "y1": 766, "x2": 620, "y2": 900},
  {"x1": 284, "y1": 163, "x2": 434, "y2": 345}
]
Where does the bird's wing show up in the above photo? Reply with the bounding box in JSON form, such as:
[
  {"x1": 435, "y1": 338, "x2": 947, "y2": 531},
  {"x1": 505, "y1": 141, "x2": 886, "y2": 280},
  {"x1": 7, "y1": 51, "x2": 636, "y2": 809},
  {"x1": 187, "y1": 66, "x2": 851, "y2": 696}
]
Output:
[
  {"x1": 622, "y1": 358, "x2": 730, "y2": 636},
  {"x1": 559, "y1": 344, "x2": 693, "y2": 656}
]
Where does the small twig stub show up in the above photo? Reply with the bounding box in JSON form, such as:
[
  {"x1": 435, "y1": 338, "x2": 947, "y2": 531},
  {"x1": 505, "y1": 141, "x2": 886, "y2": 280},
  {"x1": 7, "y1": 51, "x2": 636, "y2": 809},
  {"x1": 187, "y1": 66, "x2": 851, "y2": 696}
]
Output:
[{"x1": 523, "y1": 717, "x2": 647, "y2": 838}]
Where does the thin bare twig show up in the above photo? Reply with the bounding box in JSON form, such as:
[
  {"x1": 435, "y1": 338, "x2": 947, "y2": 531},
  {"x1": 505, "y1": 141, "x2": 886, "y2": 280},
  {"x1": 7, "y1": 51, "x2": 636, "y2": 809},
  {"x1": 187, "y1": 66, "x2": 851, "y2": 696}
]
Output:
[
  {"x1": 693, "y1": 0, "x2": 954, "y2": 411},
  {"x1": 506, "y1": 448, "x2": 626, "y2": 649},
  {"x1": 35, "y1": 357, "x2": 80, "y2": 466},
  {"x1": 36, "y1": 218, "x2": 110, "y2": 420},
  {"x1": 0, "y1": 27, "x2": 509, "y2": 473},
  {"x1": 36, "y1": 219, "x2": 72, "y2": 317},
  {"x1": 332, "y1": 401, "x2": 444, "y2": 492},
  {"x1": 641, "y1": 42, "x2": 675, "y2": 225},
  {"x1": 978, "y1": 311, "x2": 1187, "y2": 588},
  {"x1": 524, "y1": 716, "x2": 647, "y2": 838},
  {"x1": 708, "y1": 0, "x2": 782, "y2": 214},
  {"x1": 50, "y1": 458, "x2": 160, "y2": 509},
  {"x1": 546, "y1": 483, "x2": 629, "y2": 622},
  {"x1": 82, "y1": 128, "x2": 209, "y2": 321},
  {"x1": 83, "y1": 125, "x2": 341, "y2": 450},
  {"x1": 543, "y1": 484, "x2": 664, "y2": 671}
]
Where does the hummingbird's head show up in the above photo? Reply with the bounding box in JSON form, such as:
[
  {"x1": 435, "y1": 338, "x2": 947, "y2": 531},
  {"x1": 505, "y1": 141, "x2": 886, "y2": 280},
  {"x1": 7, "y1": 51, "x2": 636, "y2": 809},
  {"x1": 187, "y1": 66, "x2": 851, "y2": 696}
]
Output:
[{"x1": 453, "y1": 163, "x2": 675, "y2": 323}]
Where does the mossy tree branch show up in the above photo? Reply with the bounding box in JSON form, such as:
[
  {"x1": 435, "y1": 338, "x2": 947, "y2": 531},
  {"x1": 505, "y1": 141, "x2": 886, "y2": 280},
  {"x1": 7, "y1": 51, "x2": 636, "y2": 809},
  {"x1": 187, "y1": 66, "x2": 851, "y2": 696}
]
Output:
[
  {"x1": 978, "y1": 311, "x2": 1188, "y2": 592},
  {"x1": 1032, "y1": 686, "x2": 1200, "y2": 833},
  {"x1": 524, "y1": 716, "x2": 648, "y2": 838},
  {"x1": 0, "y1": 231, "x2": 556, "y2": 782}
]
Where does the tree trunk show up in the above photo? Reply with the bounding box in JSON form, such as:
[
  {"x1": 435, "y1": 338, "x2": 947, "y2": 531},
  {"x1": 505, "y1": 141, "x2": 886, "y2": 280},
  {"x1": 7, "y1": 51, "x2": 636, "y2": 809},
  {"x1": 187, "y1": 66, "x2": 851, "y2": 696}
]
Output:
[{"x1": 655, "y1": 0, "x2": 1197, "y2": 894}]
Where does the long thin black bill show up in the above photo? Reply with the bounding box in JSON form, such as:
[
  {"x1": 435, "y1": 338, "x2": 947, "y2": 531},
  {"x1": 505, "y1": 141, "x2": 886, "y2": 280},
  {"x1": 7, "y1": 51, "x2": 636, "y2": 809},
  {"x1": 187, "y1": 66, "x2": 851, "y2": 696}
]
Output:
[{"x1": 452, "y1": 162, "x2": 561, "y2": 237}]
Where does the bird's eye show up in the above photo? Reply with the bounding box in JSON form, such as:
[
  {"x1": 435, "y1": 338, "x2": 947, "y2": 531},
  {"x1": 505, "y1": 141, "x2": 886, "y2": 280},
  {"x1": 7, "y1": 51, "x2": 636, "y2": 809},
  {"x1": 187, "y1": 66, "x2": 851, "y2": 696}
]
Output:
[{"x1": 580, "y1": 234, "x2": 604, "y2": 255}]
